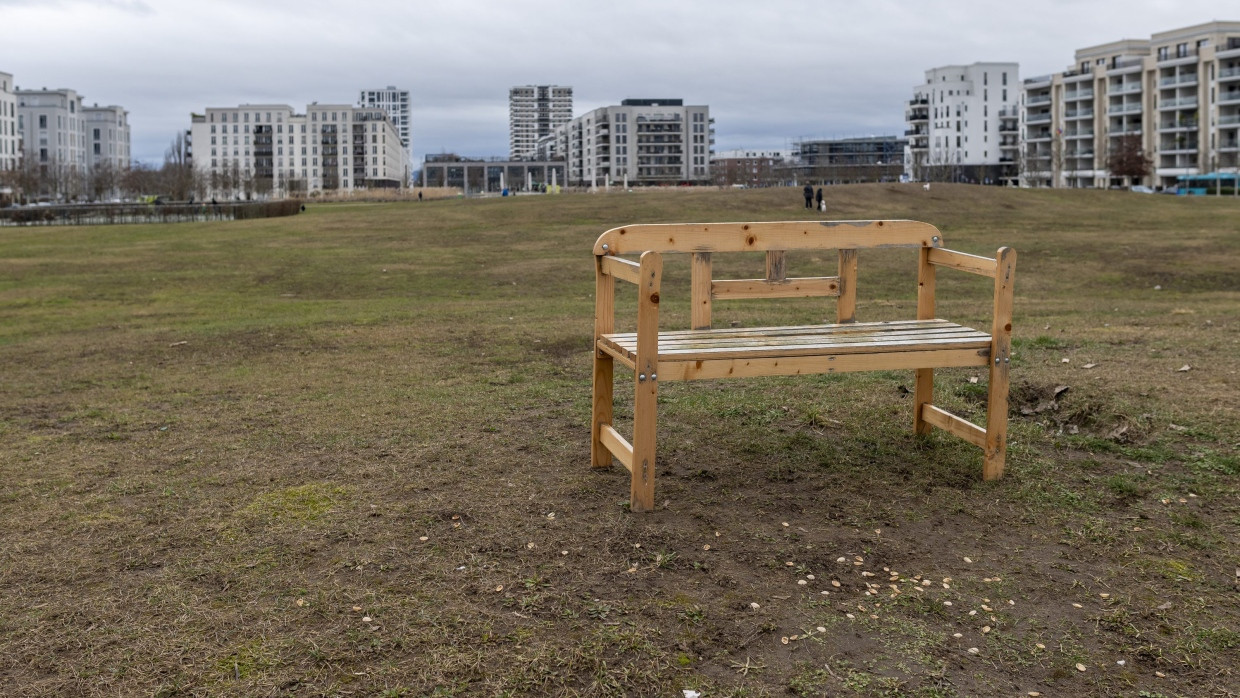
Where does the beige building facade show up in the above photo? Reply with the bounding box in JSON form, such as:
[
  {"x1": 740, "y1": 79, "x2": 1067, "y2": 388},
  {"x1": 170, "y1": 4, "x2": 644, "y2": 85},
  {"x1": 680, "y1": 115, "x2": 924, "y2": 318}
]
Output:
[
  {"x1": 190, "y1": 102, "x2": 410, "y2": 199},
  {"x1": 1022, "y1": 20, "x2": 1240, "y2": 188}
]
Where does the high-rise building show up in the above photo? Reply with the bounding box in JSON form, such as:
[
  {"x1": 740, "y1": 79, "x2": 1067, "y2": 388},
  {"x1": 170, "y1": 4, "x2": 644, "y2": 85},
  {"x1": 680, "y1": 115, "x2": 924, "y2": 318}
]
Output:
[
  {"x1": 1021, "y1": 20, "x2": 1240, "y2": 189},
  {"x1": 509, "y1": 85, "x2": 572, "y2": 160},
  {"x1": 550, "y1": 98, "x2": 711, "y2": 187},
  {"x1": 189, "y1": 102, "x2": 410, "y2": 199},
  {"x1": 358, "y1": 86, "x2": 410, "y2": 159},
  {"x1": 906, "y1": 62, "x2": 1021, "y2": 184},
  {"x1": 0, "y1": 71, "x2": 18, "y2": 172}
]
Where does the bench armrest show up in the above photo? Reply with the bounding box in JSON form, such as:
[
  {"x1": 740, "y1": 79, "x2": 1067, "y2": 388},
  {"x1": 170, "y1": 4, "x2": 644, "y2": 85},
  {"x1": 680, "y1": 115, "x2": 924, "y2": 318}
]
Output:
[
  {"x1": 926, "y1": 247, "x2": 1003, "y2": 278},
  {"x1": 595, "y1": 251, "x2": 663, "y2": 363},
  {"x1": 599, "y1": 254, "x2": 642, "y2": 284}
]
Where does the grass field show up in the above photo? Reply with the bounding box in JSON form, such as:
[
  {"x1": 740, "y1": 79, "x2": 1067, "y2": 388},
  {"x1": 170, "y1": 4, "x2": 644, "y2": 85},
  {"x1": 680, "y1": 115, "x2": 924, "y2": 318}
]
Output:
[{"x1": 1, "y1": 184, "x2": 1237, "y2": 697}]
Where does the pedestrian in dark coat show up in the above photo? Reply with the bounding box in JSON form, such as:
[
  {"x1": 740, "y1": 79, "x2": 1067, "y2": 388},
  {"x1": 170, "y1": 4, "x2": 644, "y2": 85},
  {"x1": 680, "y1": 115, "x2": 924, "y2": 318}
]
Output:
[
  {"x1": 803, "y1": 184, "x2": 814, "y2": 209},
  {"x1": 815, "y1": 187, "x2": 824, "y2": 212}
]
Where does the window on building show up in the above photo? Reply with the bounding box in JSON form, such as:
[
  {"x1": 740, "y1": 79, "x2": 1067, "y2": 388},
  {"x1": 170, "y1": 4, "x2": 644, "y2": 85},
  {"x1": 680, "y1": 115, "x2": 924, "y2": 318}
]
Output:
[
  {"x1": 1002, "y1": 72, "x2": 1008, "y2": 85},
  {"x1": 38, "y1": 115, "x2": 47, "y2": 129}
]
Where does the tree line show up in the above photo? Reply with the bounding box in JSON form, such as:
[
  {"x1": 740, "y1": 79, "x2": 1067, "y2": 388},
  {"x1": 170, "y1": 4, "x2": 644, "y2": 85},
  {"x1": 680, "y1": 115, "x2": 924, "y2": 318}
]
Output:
[{"x1": 0, "y1": 134, "x2": 302, "y2": 205}]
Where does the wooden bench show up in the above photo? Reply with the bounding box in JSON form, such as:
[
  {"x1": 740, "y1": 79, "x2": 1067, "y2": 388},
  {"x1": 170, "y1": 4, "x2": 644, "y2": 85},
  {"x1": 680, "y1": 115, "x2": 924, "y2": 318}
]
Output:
[{"x1": 590, "y1": 220, "x2": 1016, "y2": 512}]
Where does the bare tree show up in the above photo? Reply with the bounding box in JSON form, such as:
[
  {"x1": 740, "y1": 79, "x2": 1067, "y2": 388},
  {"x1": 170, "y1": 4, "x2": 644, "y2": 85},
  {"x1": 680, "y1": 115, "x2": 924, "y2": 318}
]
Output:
[
  {"x1": 121, "y1": 161, "x2": 159, "y2": 200},
  {"x1": 162, "y1": 132, "x2": 198, "y2": 200},
  {"x1": 1106, "y1": 134, "x2": 1151, "y2": 186},
  {"x1": 87, "y1": 160, "x2": 119, "y2": 201}
]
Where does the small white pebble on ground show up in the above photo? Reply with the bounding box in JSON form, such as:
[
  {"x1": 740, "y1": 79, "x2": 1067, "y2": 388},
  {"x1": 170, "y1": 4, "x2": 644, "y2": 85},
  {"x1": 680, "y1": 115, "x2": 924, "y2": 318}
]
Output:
[
  {"x1": 968, "y1": 647, "x2": 979, "y2": 654},
  {"x1": 750, "y1": 602, "x2": 760, "y2": 610},
  {"x1": 1076, "y1": 663, "x2": 1087, "y2": 672}
]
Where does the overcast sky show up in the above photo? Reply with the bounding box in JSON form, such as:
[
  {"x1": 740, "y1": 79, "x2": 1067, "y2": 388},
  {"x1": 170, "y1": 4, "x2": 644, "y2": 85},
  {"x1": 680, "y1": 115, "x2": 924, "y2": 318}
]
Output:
[{"x1": 1, "y1": 0, "x2": 1232, "y2": 166}]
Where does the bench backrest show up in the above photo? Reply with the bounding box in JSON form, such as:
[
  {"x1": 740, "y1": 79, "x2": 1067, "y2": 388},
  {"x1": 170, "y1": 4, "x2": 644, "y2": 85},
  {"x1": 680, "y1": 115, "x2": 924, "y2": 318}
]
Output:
[
  {"x1": 594, "y1": 220, "x2": 944, "y2": 329},
  {"x1": 592, "y1": 220, "x2": 941, "y2": 255}
]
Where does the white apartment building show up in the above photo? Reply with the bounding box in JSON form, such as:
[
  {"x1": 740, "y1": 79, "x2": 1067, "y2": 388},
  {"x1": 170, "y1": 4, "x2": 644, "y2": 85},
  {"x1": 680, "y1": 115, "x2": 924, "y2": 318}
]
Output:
[
  {"x1": 358, "y1": 86, "x2": 410, "y2": 163},
  {"x1": 905, "y1": 62, "x2": 1021, "y2": 183},
  {"x1": 82, "y1": 104, "x2": 130, "y2": 173},
  {"x1": 190, "y1": 102, "x2": 410, "y2": 199},
  {"x1": 0, "y1": 71, "x2": 18, "y2": 173},
  {"x1": 550, "y1": 98, "x2": 712, "y2": 187},
  {"x1": 1022, "y1": 20, "x2": 1240, "y2": 189},
  {"x1": 16, "y1": 88, "x2": 88, "y2": 179},
  {"x1": 509, "y1": 85, "x2": 572, "y2": 160}
]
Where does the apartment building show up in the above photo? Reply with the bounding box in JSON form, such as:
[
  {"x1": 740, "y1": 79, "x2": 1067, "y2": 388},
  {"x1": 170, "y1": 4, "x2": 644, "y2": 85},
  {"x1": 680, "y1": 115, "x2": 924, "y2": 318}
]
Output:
[
  {"x1": 358, "y1": 86, "x2": 410, "y2": 163},
  {"x1": 82, "y1": 104, "x2": 131, "y2": 173},
  {"x1": 710, "y1": 149, "x2": 793, "y2": 187},
  {"x1": 794, "y1": 136, "x2": 907, "y2": 184},
  {"x1": 509, "y1": 85, "x2": 572, "y2": 160},
  {"x1": 1022, "y1": 20, "x2": 1240, "y2": 188},
  {"x1": 551, "y1": 98, "x2": 712, "y2": 187},
  {"x1": 905, "y1": 62, "x2": 1021, "y2": 183},
  {"x1": 16, "y1": 88, "x2": 88, "y2": 178},
  {"x1": 189, "y1": 102, "x2": 410, "y2": 199},
  {"x1": 0, "y1": 71, "x2": 18, "y2": 173}
]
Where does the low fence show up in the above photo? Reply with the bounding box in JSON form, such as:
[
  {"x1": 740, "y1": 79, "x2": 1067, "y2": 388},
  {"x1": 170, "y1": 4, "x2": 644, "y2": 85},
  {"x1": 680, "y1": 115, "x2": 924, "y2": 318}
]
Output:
[{"x1": 0, "y1": 200, "x2": 303, "y2": 227}]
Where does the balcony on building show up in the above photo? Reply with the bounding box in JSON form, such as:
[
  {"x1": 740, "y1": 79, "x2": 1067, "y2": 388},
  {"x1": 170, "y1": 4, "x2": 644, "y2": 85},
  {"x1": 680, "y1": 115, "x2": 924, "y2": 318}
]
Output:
[
  {"x1": 1106, "y1": 57, "x2": 1145, "y2": 75},
  {"x1": 1158, "y1": 72, "x2": 1198, "y2": 88},
  {"x1": 1158, "y1": 116, "x2": 1198, "y2": 131},
  {"x1": 1024, "y1": 74, "x2": 1052, "y2": 89},
  {"x1": 1156, "y1": 49, "x2": 1198, "y2": 66},
  {"x1": 1064, "y1": 88, "x2": 1094, "y2": 101},
  {"x1": 908, "y1": 109, "x2": 929, "y2": 122},
  {"x1": 1158, "y1": 96, "x2": 1199, "y2": 111},
  {"x1": 1025, "y1": 111, "x2": 1052, "y2": 125},
  {"x1": 1220, "y1": 65, "x2": 1240, "y2": 83},
  {"x1": 1108, "y1": 102, "x2": 1143, "y2": 115},
  {"x1": 1026, "y1": 93, "x2": 1052, "y2": 106},
  {"x1": 1064, "y1": 107, "x2": 1094, "y2": 120},
  {"x1": 1220, "y1": 89, "x2": 1240, "y2": 106}
]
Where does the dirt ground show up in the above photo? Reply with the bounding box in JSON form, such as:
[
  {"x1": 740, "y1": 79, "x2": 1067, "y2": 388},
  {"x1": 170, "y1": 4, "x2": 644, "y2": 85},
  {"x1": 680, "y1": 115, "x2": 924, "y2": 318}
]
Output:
[{"x1": 0, "y1": 185, "x2": 1236, "y2": 696}]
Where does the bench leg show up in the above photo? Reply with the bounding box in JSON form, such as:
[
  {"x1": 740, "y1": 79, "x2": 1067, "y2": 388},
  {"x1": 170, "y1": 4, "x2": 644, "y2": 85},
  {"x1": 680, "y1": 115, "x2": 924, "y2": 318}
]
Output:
[
  {"x1": 983, "y1": 358, "x2": 1010, "y2": 480},
  {"x1": 913, "y1": 367, "x2": 934, "y2": 435},
  {"x1": 591, "y1": 351, "x2": 614, "y2": 468},
  {"x1": 630, "y1": 374, "x2": 658, "y2": 512}
]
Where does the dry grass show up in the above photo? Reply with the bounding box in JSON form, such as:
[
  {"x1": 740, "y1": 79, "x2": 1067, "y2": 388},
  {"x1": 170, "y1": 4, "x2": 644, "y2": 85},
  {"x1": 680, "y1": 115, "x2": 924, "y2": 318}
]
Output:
[{"x1": 0, "y1": 184, "x2": 1237, "y2": 696}]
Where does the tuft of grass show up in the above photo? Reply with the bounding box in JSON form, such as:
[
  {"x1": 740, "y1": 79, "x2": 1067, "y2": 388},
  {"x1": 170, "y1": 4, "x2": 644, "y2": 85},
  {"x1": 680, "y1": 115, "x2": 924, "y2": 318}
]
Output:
[{"x1": 242, "y1": 483, "x2": 349, "y2": 523}]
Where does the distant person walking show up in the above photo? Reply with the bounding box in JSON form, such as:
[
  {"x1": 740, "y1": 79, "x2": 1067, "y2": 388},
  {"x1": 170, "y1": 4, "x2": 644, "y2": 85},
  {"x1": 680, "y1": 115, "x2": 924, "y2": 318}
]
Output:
[
  {"x1": 803, "y1": 184, "x2": 814, "y2": 209},
  {"x1": 815, "y1": 187, "x2": 824, "y2": 212}
]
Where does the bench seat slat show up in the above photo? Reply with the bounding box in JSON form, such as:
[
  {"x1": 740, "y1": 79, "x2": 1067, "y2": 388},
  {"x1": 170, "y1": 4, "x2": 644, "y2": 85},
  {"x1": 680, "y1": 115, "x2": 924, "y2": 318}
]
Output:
[
  {"x1": 651, "y1": 318, "x2": 959, "y2": 340},
  {"x1": 599, "y1": 320, "x2": 991, "y2": 363},
  {"x1": 655, "y1": 348, "x2": 991, "y2": 381},
  {"x1": 625, "y1": 326, "x2": 988, "y2": 349}
]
